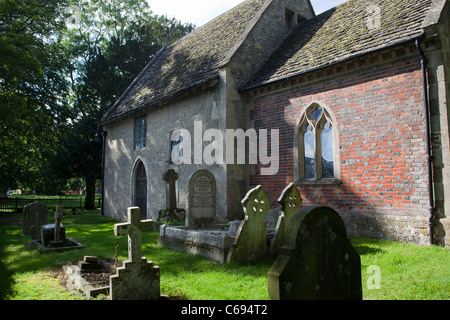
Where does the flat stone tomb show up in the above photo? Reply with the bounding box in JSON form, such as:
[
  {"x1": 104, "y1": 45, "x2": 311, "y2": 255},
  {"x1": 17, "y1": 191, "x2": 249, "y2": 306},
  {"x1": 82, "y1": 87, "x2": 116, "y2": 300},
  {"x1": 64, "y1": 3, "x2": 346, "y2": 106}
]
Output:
[
  {"x1": 64, "y1": 256, "x2": 116, "y2": 299},
  {"x1": 158, "y1": 224, "x2": 236, "y2": 264},
  {"x1": 159, "y1": 169, "x2": 231, "y2": 262},
  {"x1": 159, "y1": 184, "x2": 273, "y2": 264}
]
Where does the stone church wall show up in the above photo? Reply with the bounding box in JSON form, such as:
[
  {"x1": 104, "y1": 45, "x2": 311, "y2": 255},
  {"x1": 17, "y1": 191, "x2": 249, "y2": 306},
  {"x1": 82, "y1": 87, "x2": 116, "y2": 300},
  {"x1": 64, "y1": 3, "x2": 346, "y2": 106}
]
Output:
[
  {"x1": 249, "y1": 51, "x2": 435, "y2": 245},
  {"x1": 435, "y1": 1, "x2": 450, "y2": 247},
  {"x1": 103, "y1": 87, "x2": 229, "y2": 222},
  {"x1": 222, "y1": 0, "x2": 316, "y2": 220}
]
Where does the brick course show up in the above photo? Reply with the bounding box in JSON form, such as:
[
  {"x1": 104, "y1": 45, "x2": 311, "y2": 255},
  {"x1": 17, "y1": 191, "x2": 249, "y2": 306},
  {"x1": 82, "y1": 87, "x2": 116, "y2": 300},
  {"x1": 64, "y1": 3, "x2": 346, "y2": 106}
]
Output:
[{"x1": 249, "y1": 55, "x2": 432, "y2": 244}]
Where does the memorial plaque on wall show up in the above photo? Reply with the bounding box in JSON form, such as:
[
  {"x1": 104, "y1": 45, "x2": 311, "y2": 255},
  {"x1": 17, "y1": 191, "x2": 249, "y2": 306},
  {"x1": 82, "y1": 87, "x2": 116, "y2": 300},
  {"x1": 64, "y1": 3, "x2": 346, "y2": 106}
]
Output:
[{"x1": 189, "y1": 170, "x2": 216, "y2": 228}]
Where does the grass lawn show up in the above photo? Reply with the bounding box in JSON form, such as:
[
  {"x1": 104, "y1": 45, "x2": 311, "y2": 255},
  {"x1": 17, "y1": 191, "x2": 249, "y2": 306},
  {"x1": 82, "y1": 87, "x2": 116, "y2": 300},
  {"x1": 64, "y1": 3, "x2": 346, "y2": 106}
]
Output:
[{"x1": 0, "y1": 209, "x2": 448, "y2": 300}]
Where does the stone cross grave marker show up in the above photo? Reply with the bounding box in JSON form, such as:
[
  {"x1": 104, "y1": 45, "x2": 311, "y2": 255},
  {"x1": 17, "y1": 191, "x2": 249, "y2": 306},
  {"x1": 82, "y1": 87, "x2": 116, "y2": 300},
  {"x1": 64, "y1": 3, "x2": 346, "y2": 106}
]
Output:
[
  {"x1": 51, "y1": 209, "x2": 64, "y2": 246},
  {"x1": 114, "y1": 206, "x2": 154, "y2": 262},
  {"x1": 41, "y1": 206, "x2": 66, "y2": 247},
  {"x1": 110, "y1": 207, "x2": 160, "y2": 300},
  {"x1": 270, "y1": 183, "x2": 302, "y2": 257},
  {"x1": 228, "y1": 185, "x2": 270, "y2": 264},
  {"x1": 23, "y1": 202, "x2": 47, "y2": 238},
  {"x1": 188, "y1": 170, "x2": 216, "y2": 228},
  {"x1": 268, "y1": 206, "x2": 362, "y2": 300},
  {"x1": 163, "y1": 169, "x2": 178, "y2": 210}
]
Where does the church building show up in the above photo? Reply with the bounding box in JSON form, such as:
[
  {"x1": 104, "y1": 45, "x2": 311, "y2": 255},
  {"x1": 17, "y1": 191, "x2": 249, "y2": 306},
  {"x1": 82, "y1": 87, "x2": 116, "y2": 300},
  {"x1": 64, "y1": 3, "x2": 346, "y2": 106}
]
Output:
[{"x1": 99, "y1": 0, "x2": 450, "y2": 246}]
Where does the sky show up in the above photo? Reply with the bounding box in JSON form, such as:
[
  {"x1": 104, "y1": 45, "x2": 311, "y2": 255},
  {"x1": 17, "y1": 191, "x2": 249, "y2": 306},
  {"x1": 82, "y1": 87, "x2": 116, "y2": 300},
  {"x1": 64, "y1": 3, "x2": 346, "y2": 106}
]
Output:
[{"x1": 148, "y1": 0, "x2": 348, "y2": 27}]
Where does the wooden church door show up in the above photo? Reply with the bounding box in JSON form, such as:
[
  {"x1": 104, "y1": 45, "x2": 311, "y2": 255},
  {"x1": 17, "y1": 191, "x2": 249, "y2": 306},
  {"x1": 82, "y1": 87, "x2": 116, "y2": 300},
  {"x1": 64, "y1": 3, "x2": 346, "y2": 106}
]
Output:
[{"x1": 134, "y1": 162, "x2": 147, "y2": 219}]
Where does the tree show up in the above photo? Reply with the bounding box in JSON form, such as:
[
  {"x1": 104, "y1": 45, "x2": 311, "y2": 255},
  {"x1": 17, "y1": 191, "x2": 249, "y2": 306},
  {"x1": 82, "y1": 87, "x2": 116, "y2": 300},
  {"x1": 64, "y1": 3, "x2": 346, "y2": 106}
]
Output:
[
  {"x1": 0, "y1": 0, "x2": 70, "y2": 195},
  {"x1": 0, "y1": 0, "x2": 195, "y2": 206},
  {"x1": 51, "y1": 0, "x2": 195, "y2": 209}
]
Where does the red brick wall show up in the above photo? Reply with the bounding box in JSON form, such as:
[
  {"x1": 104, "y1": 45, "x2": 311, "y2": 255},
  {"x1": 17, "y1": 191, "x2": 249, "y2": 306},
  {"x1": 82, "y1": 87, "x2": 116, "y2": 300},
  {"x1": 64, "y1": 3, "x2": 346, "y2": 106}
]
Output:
[{"x1": 250, "y1": 56, "x2": 431, "y2": 242}]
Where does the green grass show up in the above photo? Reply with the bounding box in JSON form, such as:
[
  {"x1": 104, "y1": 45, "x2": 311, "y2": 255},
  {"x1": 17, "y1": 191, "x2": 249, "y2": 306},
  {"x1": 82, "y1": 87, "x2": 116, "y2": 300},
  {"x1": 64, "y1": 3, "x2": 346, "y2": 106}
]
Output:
[{"x1": 0, "y1": 210, "x2": 449, "y2": 300}]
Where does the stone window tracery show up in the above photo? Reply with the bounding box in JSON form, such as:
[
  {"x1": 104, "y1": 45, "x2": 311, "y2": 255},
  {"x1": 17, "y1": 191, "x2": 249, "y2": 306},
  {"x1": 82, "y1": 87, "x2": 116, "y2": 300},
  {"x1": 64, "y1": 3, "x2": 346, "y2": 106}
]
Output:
[{"x1": 296, "y1": 102, "x2": 340, "y2": 183}]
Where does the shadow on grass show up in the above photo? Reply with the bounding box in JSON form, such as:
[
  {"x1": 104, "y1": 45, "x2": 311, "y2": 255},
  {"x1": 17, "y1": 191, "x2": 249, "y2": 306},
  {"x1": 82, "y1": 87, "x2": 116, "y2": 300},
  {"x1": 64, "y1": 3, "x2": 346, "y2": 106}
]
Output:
[
  {"x1": 145, "y1": 230, "x2": 274, "y2": 280},
  {"x1": 0, "y1": 245, "x2": 14, "y2": 299},
  {"x1": 0, "y1": 210, "x2": 127, "y2": 299},
  {"x1": 0, "y1": 211, "x2": 395, "y2": 300},
  {"x1": 351, "y1": 238, "x2": 384, "y2": 256}
]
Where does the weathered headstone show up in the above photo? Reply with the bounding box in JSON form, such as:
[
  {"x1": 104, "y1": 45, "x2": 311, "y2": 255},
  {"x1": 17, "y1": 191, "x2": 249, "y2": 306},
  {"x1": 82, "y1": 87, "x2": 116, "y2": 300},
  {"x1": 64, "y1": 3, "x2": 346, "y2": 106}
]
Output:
[
  {"x1": 23, "y1": 202, "x2": 47, "y2": 237},
  {"x1": 188, "y1": 170, "x2": 216, "y2": 228},
  {"x1": 228, "y1": 185, "x2": 270, "y2": 264},
  {"x1": 41, "y1": 207, "x2": 66, "y2": 247},
  {"x1": 268, "y1": 206, "x2": 362, "y2": 300},
  {"x1": 163, "y1": 169, "x2": 178, "y2": 210},
  {"x1": 110, "y1": 207, "x2": 160, "y2": 300},
  {"x1": 270, "y1": 183, "x2": 302, "y2": 257}
]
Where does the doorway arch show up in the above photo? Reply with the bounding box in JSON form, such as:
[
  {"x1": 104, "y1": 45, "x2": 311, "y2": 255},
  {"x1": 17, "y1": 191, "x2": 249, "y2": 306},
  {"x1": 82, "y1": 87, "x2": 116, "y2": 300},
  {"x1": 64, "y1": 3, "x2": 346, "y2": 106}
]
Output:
[{"x1": 133, "y1": 161, "x2": 147, "y2": 219}]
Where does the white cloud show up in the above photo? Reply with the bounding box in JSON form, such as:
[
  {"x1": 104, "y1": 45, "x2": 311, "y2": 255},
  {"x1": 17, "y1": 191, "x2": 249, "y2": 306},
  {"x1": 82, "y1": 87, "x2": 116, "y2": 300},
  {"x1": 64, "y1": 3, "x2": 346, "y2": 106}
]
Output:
[{"x1": 148, "y1": 0, "x2": 348, "y2": 27}]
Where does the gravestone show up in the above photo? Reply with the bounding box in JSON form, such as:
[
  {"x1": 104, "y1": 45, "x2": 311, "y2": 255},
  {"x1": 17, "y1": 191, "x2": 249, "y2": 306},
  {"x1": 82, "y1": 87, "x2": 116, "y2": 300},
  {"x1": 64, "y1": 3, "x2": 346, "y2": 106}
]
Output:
[
  {"x1": 228, "y1": 185, "x2": 270, "y2": 264},
  {"x1": 50, "y1": 210, "x2": 65, "y2": 246},
  {"x1": 268, "y1": 206, "x2": 362, "y2": 300},
  {"x1": 159, "y1": 169, "x2": 185, "y2": 223},
  {"x1": 270, "y1": 183, "x2": 302, "y2": 257},
  {"x1": 110, "y1": 207, "x2": 160, "y2": 300},
  {"x1": 23, "y1": 202, "x2": 47, "y2": 237},
  {"x1": 163, "y1": 169, "x2": 178, "y2": 210},
  {"x1": 41, "y1": 207, "x2": 66, "y2": 247},
  {"x1": 188, "y1": 170, "x2": 216, "y2": 228}
]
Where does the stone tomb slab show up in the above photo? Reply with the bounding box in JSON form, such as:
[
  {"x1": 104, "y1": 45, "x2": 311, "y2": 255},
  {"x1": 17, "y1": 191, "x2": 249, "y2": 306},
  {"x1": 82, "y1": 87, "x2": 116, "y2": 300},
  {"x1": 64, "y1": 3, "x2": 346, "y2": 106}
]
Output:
[
  {"x1": 158, "y1": 224, "x2": 234, "y2": 264},
  {"x1": 268, "y1": 206, "x2": 362, "y2": 300},
  {"x1": 64, "y1": 257, "x2": 117, "y2": 299},
  {"x1": 31, "y1": 238, "x2": 85, "y2": 253}
]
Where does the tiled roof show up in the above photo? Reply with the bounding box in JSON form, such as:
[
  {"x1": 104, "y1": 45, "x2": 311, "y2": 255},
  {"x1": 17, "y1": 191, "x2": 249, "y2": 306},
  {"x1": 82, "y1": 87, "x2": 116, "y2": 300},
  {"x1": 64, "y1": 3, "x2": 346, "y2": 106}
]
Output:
[
  {"x1": 242, "y1": 0, "x2": 437, "y2": 90},
  {"x1": 100, "y1": 0, "x2": 269, "y2": 125}
]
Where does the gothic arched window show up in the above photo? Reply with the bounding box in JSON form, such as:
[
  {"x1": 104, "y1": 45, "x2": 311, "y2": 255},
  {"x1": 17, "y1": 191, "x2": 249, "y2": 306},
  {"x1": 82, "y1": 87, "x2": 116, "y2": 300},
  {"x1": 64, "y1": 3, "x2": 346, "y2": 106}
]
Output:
[{"x1": 295, "y1": 102, "x2": 340, "y2": 183}]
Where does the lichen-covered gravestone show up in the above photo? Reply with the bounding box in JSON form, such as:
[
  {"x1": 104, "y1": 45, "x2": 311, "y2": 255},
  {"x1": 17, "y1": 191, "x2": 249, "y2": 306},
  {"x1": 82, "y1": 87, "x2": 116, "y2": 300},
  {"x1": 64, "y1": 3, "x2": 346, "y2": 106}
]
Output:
[
  {"x1": 270, "y1": 183, "x2": 302, "y2": 257},
  {"x1": 23, "y1": 202, "x2": 47, "y2": 239},
  {"x1": 110, "y1": 207, "x2": 160, "y2": 300},
  {"x1": 228, "y1": 185, "x2": 270, "y2": 264},
  {"x1": 188, "y1": 170, "x2": 216, "y2": 228},
  {"x1": 268, "y1": 206, "x2": 362, "y2": 300}
]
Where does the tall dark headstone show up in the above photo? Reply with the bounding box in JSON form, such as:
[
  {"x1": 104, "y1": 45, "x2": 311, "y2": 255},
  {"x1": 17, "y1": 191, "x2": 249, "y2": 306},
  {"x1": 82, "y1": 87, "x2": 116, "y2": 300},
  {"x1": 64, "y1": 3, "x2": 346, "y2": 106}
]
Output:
[
  {"x1": 23, "y1": 202, "x2": 47, "y2": 237},
  {"x1": 268, "y1": 206, "x2": 362, "y2": 300}
]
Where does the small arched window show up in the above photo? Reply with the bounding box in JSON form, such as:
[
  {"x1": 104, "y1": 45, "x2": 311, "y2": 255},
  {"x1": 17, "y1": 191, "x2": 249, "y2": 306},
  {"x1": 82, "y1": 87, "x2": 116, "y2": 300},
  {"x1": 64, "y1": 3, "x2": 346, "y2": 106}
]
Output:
[{"x1": 296, "y1": 102, "x2": 340, "y2": 183}]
